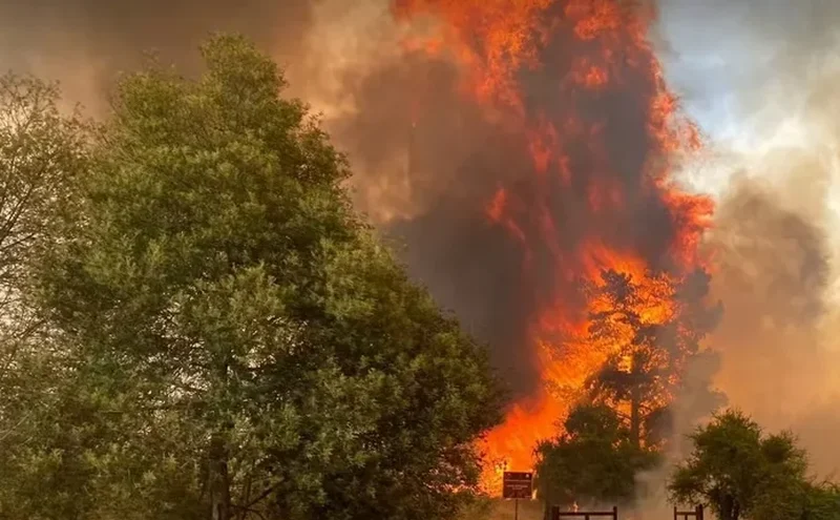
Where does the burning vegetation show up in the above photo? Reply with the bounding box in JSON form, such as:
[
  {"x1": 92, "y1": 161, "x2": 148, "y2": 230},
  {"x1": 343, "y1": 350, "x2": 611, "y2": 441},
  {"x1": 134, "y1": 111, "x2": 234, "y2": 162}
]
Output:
[{"x1": 387, "y1": 0, "x2": 721, "y2": 494}]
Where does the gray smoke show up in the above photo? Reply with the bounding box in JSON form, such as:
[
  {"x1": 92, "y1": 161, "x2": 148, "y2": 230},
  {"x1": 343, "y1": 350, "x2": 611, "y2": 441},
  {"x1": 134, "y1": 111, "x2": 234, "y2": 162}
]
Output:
[
  {"x1": 708, "y1": 176, "x2": 838, "y2": 472},
  {"x1": 325, "y1": 49, "x2": 544, "y2": 393},
  {"x1": 658, "y1": 0, "x2": 840, "y2": 477}
]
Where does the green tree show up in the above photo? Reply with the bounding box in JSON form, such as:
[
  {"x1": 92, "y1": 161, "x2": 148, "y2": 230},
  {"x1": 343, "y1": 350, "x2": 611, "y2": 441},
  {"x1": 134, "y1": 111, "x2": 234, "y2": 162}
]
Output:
[
  {"x1": 0, "y1": 72, "x2": 85, "y2": 397},
  {"x1": 17, "y1": 35, "x2": 501, "y2": 520},
  {"x1": 535, "y1": 403, "x2": 659, "y2": 516},
  {"x1": 0, "y1": 73, "x2": 88, "y2": 519},
  {"x1": 750, "y1": 479, "x2": 840, "y2": 520},
  {"x1": 668, "y1": 410, "x2": 838, "y2": 520},
  {"x1": 797, "y1": 483, "x2": 840, "y2": 520}
]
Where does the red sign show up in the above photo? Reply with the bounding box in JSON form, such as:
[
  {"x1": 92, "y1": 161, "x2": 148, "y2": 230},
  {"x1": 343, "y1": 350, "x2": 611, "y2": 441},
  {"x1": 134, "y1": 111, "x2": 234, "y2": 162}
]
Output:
[{"x1": 503, "y1": 471, "x2": 533, "y2": 499}]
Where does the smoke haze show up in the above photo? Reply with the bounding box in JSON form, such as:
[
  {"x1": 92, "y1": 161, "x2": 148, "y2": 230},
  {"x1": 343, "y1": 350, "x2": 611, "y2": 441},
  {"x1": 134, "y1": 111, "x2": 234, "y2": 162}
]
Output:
[
  {"x1": 660, "y1": 0, "x2": 840, "y2": 476},
  {"x1": 0, "y1": 0, "x2": 328, "y2": 113}
]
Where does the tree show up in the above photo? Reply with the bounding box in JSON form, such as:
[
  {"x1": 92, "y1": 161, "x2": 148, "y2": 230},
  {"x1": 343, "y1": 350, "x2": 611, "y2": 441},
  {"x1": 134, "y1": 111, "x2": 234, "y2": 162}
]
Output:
[
  {"x1": 667, "y1": 410, "x2": 838, "y2": 520},
  {"x1": 586, "y1": 269, "x2": 722, "y2": 448},
  {"x1": 17, "y1": 34, "x2": 501, "y2": 520},
  {"x1": 795, "y1": 483, "x2": 840, "y2": 520},
  {"x1": 0, "y1": 73, "x2": 87, "y2": 518},
  {"x1": 0, "y1": 72, "x2": 85, "y2": 400},
  {"x1": 534, "y1": 270, "x2": 721, "y2": 513},
  {"x1": 535, "y1": 403, "x2": 659, "y2": 516},
  {"x1": 750, "y1": 480, "x2": 840, "y2": 520}
]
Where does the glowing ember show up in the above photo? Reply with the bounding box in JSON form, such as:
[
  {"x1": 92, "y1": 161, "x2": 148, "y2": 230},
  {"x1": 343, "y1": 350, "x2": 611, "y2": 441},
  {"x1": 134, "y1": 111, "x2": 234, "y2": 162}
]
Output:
[{"x1": 392, "y1": 0, "x2": 713, "y2": 491}]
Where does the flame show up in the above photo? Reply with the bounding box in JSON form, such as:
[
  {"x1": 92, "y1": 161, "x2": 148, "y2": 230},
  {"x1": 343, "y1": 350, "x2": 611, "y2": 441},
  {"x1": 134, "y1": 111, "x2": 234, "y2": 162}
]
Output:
[{"x1": 392, "y1": 0, "x2": 713, "y2": 493}]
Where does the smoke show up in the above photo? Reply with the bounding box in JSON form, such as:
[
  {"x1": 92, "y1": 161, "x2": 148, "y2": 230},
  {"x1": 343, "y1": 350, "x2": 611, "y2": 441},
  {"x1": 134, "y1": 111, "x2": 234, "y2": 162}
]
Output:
[
  {"x1": 326, "y1": 45, "x2": 546, "y2": 391},
  {"x1": 658, "y1": 0, "x2": 840, "y2": 477},
  {"x1": 0, "y1": 0, "x2": 373, "y2": 114},
  {"x1": 327, "y1": 48, "x2": 544, "y2": 392},
  {"x1": 634, "y1": 169, "x2": 838, "y2": 514},
  {"x1": 328, "y1": 1, "x2": 719, "y2": 410},
  {"x1": 612, "y1": 2, "x2": 840, "y2": 511}
]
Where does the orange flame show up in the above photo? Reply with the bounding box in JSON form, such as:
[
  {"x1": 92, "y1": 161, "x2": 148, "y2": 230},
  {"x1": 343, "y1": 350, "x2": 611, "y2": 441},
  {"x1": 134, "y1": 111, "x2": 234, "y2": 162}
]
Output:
[{"x1": 393, "y1": 0, "x2": 713, "y2": 492}]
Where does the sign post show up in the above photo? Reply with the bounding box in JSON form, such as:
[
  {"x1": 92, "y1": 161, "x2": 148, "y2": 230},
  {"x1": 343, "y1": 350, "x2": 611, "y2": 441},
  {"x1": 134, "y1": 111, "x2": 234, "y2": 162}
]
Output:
[{"x1": 503, "y1": 471, "x2": 533, "y2": 520}]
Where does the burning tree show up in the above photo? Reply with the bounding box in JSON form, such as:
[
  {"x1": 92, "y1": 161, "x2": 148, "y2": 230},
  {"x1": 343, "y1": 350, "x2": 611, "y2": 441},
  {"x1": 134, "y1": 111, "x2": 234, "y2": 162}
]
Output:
[
  {"x1": 389, "y1": 0, "x2": 720, "y2": 487},
  {"x1": 534, "y1": 267, "x2": 721, "y2": 509},
  {"x1": 586, "y1": 268, "x2": 722, "y2": 449}
]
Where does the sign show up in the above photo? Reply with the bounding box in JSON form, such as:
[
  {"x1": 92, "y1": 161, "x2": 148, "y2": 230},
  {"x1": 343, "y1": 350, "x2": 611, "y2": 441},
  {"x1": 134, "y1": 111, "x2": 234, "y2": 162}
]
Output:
[{"x1": 502, "y1": 471, "x2": 533, "y2": 499}]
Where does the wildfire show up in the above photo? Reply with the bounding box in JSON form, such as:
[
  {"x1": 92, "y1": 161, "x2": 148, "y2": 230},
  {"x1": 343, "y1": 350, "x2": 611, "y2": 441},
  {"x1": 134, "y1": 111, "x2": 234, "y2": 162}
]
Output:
[{"x1": 392, "y1": 0, "x2": 713, "y2": 493}]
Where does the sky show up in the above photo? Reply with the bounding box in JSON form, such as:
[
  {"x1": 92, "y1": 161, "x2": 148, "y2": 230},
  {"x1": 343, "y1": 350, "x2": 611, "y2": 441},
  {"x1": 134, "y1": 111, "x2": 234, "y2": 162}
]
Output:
[
  {"x1": 658, "y1": 1, "x2": 801, "y2": 189},
  {"x1": 658, "y1": 0, "x2": 840, "y2": 198},
  {"x1": 658, "y1": 1, "x2": 840, "y2": 314}
]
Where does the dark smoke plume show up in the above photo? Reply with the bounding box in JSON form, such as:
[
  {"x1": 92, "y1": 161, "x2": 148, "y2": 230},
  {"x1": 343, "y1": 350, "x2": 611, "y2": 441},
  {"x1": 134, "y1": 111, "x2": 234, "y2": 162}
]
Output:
[
  {"x1": 327, "y1": 50, "x2": 543, "y2": 393},
  {"x1": 328, "y1": 2, "x2": 712, "y2": 404}
]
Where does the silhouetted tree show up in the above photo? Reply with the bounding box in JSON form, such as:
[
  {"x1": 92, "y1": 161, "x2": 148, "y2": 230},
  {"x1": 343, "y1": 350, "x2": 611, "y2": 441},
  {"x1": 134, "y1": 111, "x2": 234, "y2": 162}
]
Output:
[
  {"x1": 669, "y1": 410, "x2": 840, "y2": 520},
  {"x1": 586, "y1": 269, "x2": 722, "y2": 448}
]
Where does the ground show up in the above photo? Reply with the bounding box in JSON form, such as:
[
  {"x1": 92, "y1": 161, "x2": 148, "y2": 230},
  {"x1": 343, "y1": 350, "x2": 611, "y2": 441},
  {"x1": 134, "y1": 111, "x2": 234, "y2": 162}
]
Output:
[{"x1": 461, "y1": 499, "x2": 545, "y2": 520}]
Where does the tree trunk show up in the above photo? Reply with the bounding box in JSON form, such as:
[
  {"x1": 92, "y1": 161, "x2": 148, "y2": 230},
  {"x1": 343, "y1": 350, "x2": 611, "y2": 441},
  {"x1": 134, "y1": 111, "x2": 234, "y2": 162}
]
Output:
[
  {"x1": 209, "y1": 433, "x2": 232, "y2": 520},
  {"x1": 718, "y1": 495, "x2": 738, "y2": 520},
  {"x1": 207, "y1": 353, "x2": 232, "y2": 520},
  {"x1": 629, "y1": 363, "x2": 641, "y2": 448}
]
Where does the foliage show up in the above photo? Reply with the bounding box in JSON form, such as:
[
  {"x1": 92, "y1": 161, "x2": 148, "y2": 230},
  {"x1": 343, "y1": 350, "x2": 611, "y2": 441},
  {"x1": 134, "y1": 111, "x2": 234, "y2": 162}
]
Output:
[
  {"x1": 0, "y1": 73, "x2": 88, "y2": 519},
  {"x1": 749, "y1": 480, "x2": 840, "y2": 520},
  {"x1": 797, "y1": 483, "x2": 840, "y2": 520},
  {"x1": 534, "y1": 403, "x2": 659, "y2": 512},
  {"x1": 668, "y1": 410, "x2": 840, "y2": 520},
  {"x1": 1, "y1": 34, "x2": 502, "y2": 520}
]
